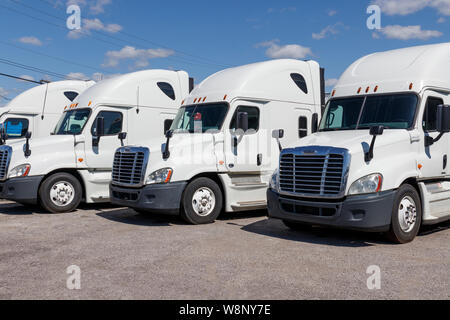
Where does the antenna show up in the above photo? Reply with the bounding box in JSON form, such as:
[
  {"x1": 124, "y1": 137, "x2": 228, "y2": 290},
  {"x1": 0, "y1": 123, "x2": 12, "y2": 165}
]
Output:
[
  {"x1": 136, "y1": 86, "x2": 140, "y2": 114},
  {"x1": 41, "y1": 82, "x2": 49, "y2": 120}
]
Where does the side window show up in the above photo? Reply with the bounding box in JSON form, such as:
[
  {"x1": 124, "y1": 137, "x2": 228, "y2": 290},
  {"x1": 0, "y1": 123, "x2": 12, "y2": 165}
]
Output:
[
  {"x1": 291, "y1": 73, "x2": 308, "y2": 94},
  {"x1": 157, "y1": 82, "x2": 176, "y2": 100},
  {"x1": 299, "y1": 116, "x2": 308, "y2": 138},
  {"x1": 164, "y1": 119, "x2": 173, "y2": 134},
  {"x1": 4, "y1": 118, "x2": 29, "y2": 138},
  {"x1": 64, "y1": 91, "x2": 79, "y2": 102},
  {"x1": 230, "y1": 106, "x2": 260, "y2": 132},
  {"x1": 91, "y1": 111, "x2": 123, "y2": 136},
  {"x1": 423, "y1": 97, "x2": 444, "y2": 132}
]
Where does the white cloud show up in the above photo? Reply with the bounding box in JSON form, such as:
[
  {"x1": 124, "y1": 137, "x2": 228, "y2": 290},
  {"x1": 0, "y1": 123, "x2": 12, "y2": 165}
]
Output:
[
  {"x1": 328, "y1": 10, "x2": 338, "y2": 16},
  {"x1": 66, "y1": 72, "x2": 89, "y2": 80},
  {"x1": 377, "y1": 25, "x2": 443, "y2": 40},
  {"x1": 102, "y1": 46, "x2": 175, "y2": 68},
  {"x1": 68, "y1": 18, "x2": 122, "y2": 39},
  {"x1": 312, "y1": 23, "x2": 345, "y2": 40},
  {"x1": 325, "y1": 79, "x2": 339, "y2": 87},
  {"x1": 256, "y1": 40, "x2": 313, "y2": 59},
  {"x1": 438, "y1": 17, "x2": 446, "y2": 23},
  {"x1": 89, "y1": 0, "x2": 112, "y2": 14},
  {"x1": 18, "y1": 36, "x2": 43, "y2": 46},
  {"x1": 66, "y1": 72, "x2": 120, "y2": 81},
  {"x1": 66, "y1": 0, "x2": 112, "y2": 15},
  {"x1": 373, "y1": 0, "x2": 450, "y2": 16},
  {"x1": 0, "y1": 87, "x2": 9, "y2": 97},
  {"x1": 17, "y1": 75, "x2": 35, "y2": 83}
]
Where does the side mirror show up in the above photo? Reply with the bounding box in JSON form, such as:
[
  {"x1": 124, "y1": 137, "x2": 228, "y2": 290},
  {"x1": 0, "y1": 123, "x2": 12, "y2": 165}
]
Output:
[
  {"x1": 165, "y1": 129, "x2": 173, "y2": 139},
  {"x1": 370, "y1": 125, "x2": 384, "y2": 136},
  {"x1": 272, "y1": 129, "x2": 284, "y2": 151},
  {"x1": 118, "y1": 132, "x2": 127, "y2": 141},
  {"x1": 95, "y1": 117, "x2": 105, "y2": 137},
  {"x1": 25, "y1": 131, "x2": 32, "y2": 157},
  {"x1": 93, "y1": 117, "x2": 105, "y2": 147},
  {"x1": 272, "y1": 129, "x2": 284, "y2": 139},
  {"x1": 436, "y1": 104, "x2": 450, "y2": 133},
  {"x1": 236, "y1": 112, "x2": 249, "y2": 132}
]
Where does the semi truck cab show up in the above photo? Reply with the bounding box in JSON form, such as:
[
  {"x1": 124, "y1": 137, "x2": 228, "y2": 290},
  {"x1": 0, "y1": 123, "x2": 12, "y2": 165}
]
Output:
[
  {"x1": 268, "y1": 43, "x2": 450, "y2": 243},
  {"x1": 110, "y1": 59, "x2": 325, "y2": 224},
  {"x1": 0, "y1": 70, "x2": 190, "y2": 213},
  {"x1": 0, "y1": 80, "x2": 95, "y2": 144}
]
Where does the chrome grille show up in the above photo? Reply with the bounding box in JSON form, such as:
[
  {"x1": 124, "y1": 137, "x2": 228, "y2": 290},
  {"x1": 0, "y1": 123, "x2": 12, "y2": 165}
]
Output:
[
  {"x1": 112, "y1": 147, "x2": 149, "y2": 187},
  {"x1": 279, "y1": 147, "x2": 349, "y2": 198},
  {"x1": 0, "y1": 146, "x2": 12, "y2": 181}
]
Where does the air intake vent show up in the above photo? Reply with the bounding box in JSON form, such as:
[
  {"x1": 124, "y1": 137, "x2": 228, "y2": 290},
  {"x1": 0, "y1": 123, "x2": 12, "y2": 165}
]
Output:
[
  {"x1": 279, "y1": 147, "x2": 349, "y2": 198},
  {"x1": 112, "y1": 147, "x2": 149, "y2": 187},
  {"x1": 0, "y1": 146, "x2": 12, "y2": 181}
]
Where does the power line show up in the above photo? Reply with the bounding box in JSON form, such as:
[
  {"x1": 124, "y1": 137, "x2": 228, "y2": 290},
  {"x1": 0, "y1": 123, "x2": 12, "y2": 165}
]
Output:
[
  {"x1": 6, "y1": 0, "x2": 231, "y2": 70},
  {"x1": 0, "y1": 57, "x2": 88, "y2": 81},
  {"x1": 35, "y1": 0, "x2": 232, "y2": 68},
  {"x1": 0, "y1": 72, "x2": 43, "y2": 84},
  {"x1": 0, "y1": 40, "x2": 111, "y2": 76},
  {"x1": 0, "y1": 94, "x2": 12, "y2": 101}
]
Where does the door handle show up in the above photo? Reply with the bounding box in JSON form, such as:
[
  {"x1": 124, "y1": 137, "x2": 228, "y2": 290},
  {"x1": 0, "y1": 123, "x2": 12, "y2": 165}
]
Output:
[
  {"x1": 257, "y1": 154, "x2": 263, "y2": 166},
  {"x1": 444, "y1": 154, "x2": 447, "y2": 170}
]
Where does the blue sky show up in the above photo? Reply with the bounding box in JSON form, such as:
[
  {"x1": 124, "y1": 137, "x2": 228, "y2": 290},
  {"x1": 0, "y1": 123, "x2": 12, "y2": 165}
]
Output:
[{"x1": 0, "y1": 0, "x2": 449, "y2": 106}]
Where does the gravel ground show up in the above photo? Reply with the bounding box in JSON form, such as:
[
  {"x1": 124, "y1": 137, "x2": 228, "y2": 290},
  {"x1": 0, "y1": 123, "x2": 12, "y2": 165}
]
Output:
[{"x1": 0, "y1": 200, "x2": 448, "y2": 300}]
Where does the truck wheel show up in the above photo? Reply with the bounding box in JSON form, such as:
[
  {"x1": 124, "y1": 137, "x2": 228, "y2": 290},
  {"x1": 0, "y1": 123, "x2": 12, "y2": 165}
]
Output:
[
  {"x1": 283, "y1": 220, "x2": 312, "y2": 231},
  {"x1": 39, "y1": 173, "x2": 82, "y2": 213},
  {"x1": 387, "y1": 184, "x2": 422, "y2": 244},
  {"x1": 181, "y1": 177, "x2": 223, "y2": 225}
]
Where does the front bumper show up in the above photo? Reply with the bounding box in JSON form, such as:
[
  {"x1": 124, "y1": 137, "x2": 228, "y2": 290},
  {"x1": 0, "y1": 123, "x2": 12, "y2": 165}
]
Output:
[
  {"x1": 110, "y1": 182, "x2": 188, "y2": 215},
  {"x1": 0, "y1": 176, "x2": 44, "y2": 205},
  {"x1": 267, "y1": 189, "x2": 396, "y2": 232}
]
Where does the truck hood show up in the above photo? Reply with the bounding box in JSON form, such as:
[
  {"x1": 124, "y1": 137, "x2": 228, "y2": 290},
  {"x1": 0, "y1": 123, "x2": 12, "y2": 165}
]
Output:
[
  {"x1": 287, "y1": 130, "x2": 411, "y2": 155},
  {"x1": 284, "y1": 129, "x2": 419, "y2": 193},
  {"x1": 135, "y1": 133, "x2": 219, "y2": 182},
  {"x1": 6, "y1": 135, "x2": 76, "y2": 177}
]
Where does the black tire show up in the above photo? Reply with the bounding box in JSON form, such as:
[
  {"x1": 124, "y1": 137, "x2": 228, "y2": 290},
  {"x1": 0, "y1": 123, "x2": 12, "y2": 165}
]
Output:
[
  {"x1": 386, "y1": 184, "x2": 422, "y2": 244},
  {"x1": 283, "y1": 220, "x2": 312, "y2": 231},
  {"x1": 39, "y1": 173, "x2": 82, "y2": 213},
  {"x1": 181, "y1": 177, "x2": 223, "y2": 225}
]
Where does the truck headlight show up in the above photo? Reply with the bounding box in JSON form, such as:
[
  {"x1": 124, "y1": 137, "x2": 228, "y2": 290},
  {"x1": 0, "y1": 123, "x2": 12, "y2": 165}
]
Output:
[
  {"x1": 269, "y1": 169, "x2": 279, "y2": 191},
  {"x1": 348, "y1": 173, "x2": 383, "y2": 195},
  {"x1": 146, "y1": 168, "x2": 173, "y2": 185},
  {"x1": 8, "y1": 164, "x2": 31, "y2": 179}
]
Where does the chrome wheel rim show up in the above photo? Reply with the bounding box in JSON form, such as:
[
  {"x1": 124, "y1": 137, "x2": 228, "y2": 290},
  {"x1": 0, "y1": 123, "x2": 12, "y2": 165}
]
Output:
[
  {"x1": 398, "y1": 196, "x2": 417, "y2": 233},
  {"x1": 192, "y1": 187, "x2": 216, "y2": 217},
  {"x1": 50, "y1": 181, "x2": 75, "y2": 207}
]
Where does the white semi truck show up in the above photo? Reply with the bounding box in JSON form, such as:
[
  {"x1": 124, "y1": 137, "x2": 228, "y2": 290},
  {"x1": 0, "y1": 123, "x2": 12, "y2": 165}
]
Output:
[
  {"x1": 110, "y1": 59, "x2": 325, "y2": 224},
  {"x1": 268, "y1": 43, "x2": 450, "y2": 243},
  {"x1": 0, "y1": 80, "x2": 95, "y2": 143},
  {"x1": 0, "y1": 70, "x2": 191, "y2": 212}
]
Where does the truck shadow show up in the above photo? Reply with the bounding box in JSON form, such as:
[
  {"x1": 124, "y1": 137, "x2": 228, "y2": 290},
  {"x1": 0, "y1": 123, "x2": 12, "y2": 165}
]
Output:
[
  {"x1": 241, "y1": 217, "x2": 450, "y2": 247},
  {"x1": 96, "y1": 208, "x2": 189, "y2": 227},
  {"x1": 0, "y1": 202, "x2": 46, "y2": 215},
  {"x1": 241, "y1": 218, "x2": 385, "y2": 247}
]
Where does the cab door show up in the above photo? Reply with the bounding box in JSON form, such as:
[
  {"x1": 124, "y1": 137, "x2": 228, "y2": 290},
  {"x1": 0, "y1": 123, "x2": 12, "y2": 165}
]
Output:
[
  {"x1": 419, "y1": 92, "x2": 449, "y2": 178},
  {"x1": 224, "y1": 102, "x2": 263, "y2": 173},
  {"x1": 84, "y1": 107, "x2": 128, "y2": 169}
]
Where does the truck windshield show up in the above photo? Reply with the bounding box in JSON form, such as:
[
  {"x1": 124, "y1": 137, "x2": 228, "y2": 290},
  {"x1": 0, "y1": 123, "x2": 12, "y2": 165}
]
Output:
[
  {"x1": 54, "y1": 109, "x2": 91, "y2": 135},
  {"x1": 319, "y1": 93, "x2": 418, "y2": 131},
  {"x1": 171, "y1": 103, "x2": 229, "y2": 133}
]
